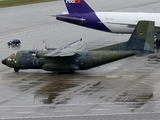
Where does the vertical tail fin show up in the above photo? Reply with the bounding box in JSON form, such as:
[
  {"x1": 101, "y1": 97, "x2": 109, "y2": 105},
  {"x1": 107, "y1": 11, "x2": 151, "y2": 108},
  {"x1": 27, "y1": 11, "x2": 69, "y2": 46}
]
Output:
[
  {"x1": 92, "y1": 21, "x2": 155, "y2": 54},
  {"x1": 64, "y1": 0, "x2": 94, "y2": 14},
  {"x1": 126, "y1": 20, "x2": 155, "y2": 53}
]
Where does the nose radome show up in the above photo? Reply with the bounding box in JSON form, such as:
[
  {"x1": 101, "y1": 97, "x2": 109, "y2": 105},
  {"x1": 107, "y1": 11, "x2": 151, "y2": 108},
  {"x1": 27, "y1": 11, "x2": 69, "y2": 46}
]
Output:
[{"x1": 2, "y1": 59, "x2": 6, "y2": 65}]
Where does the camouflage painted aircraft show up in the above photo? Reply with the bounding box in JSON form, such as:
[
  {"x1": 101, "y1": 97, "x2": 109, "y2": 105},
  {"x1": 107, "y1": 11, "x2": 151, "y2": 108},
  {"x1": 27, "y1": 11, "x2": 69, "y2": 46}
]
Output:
[{"x1": 2, "y1": 21, "x2": 155, "y2": 73}]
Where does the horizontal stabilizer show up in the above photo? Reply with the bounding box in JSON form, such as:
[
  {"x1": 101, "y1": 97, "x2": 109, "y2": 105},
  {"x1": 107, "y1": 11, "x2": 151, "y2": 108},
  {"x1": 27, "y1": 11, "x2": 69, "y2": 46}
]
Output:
[{"x1": 56, "y1": 15, "x2": 86, "y2": 22}]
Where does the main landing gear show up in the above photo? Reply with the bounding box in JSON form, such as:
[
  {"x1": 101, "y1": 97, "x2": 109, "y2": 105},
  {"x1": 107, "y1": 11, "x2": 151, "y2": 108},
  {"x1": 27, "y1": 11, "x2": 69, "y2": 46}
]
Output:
[{"x1": 154, "y1": 36, "x2": 160, "y2": 52}]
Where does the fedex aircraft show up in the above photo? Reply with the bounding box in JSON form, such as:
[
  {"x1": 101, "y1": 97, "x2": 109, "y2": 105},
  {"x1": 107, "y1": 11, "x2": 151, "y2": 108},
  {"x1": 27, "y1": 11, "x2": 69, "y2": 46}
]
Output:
[{"x1": 56, "y1": 0, "x2": 160, "y2": 46}]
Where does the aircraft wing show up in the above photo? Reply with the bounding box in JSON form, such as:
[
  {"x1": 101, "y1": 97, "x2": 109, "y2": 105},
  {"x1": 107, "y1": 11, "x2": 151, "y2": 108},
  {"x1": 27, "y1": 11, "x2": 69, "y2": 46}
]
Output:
[
  {"x1": 107, "y1": 22, "x2": 160, "y2": 29},
  {"x1": 107, "y1": 22, "x2": 136, "y2": 27},
  {"x1": 43, "y1": 39, "x2": 86, "y2": 57},
  {"x1": 55, "y1": 15, "x2": 86, "y2": 22}
]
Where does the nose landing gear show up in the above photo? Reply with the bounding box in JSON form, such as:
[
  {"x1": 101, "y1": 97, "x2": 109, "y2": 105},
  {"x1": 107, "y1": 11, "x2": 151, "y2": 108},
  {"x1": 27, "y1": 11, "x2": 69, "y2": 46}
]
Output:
[{"x1": 14, "y1": 68, "x2": 19, "y2": 72}]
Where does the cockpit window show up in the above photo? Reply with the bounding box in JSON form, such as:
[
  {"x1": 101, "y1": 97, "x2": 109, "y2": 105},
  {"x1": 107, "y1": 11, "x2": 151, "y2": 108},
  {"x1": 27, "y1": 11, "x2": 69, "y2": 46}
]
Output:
[{"x1": 7, "y1": 58, "x2": 12, "y2": 61}]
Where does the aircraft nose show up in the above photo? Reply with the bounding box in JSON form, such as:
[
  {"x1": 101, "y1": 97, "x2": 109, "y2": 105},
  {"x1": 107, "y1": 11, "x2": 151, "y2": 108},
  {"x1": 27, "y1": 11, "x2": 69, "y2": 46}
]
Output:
[{"x1": 2, "y1": 59, "x2": 6, "y2": 65}]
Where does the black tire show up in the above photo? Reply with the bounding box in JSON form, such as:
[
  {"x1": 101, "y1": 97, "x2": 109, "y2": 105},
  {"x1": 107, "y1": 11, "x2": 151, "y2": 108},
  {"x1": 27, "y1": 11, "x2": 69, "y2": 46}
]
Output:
[
  {"x1": 14, "y1": 68, "x2": 19, "y2": 72},
  {"x1": 155, "y1": 39, "x2": 160, "y2": 46},
  {"x1": 69, "y1": 70, "x2": 75, "y2": 73}
]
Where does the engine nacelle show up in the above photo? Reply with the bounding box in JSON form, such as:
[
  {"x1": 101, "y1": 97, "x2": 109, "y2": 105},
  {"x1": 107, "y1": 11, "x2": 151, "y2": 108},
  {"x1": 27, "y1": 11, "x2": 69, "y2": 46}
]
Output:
[{"x1": 42, "y1": 63, "x2": 79, "y2": 71}]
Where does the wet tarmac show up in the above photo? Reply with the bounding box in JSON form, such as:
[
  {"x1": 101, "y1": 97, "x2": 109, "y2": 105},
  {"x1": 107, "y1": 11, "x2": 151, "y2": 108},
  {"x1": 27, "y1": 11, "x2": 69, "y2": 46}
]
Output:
[
  {"x1": 1, "y1": 0, "x2": 160, "y2": 120},
  {"x1": 1, "y1": 53, "x2": 160, "y2": 120}
]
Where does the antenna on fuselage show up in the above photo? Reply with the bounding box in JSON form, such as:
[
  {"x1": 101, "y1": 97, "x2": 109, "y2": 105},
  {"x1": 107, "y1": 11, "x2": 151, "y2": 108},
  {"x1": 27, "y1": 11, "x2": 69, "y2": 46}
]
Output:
[{"x1": 43, "y1": 39, "x2": 48, "y2": 51}]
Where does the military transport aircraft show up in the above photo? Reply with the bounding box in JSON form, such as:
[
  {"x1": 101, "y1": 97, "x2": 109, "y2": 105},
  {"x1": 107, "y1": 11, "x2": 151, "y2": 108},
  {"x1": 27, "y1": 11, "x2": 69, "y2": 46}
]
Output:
[
  {"x1": 56, "y1": 0, "x2": 160, "y2": 46},
  {"x1": 2, "y1": 21, "x2": 155, "y2": 73}
]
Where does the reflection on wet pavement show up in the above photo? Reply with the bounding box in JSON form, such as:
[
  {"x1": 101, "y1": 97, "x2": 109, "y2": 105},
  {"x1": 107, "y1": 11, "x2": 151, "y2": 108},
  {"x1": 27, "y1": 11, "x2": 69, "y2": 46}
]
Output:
[{"x1": 35, "y1": 75, "x2": 81, "y2": 104}]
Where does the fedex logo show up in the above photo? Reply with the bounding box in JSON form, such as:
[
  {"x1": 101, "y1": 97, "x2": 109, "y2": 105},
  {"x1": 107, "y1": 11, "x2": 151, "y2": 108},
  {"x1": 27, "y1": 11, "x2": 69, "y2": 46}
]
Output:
[{"x1": 65, "y1": 0, "x2": 81, "y2": 4}]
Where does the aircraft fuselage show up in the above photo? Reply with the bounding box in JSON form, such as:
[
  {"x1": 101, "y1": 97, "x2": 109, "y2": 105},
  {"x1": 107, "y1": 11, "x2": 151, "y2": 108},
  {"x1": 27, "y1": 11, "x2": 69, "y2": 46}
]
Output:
[
  {"x1": 2, "y1": 50, "x2": 134, "y2": 72},
  {"x1": 57, "y1": 12, "x2": 160, "y2": 34}
]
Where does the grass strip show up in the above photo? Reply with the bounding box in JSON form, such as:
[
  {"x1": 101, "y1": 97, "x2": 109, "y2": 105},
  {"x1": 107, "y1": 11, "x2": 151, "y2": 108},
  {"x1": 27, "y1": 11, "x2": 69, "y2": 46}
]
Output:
[{"x1": 0, "y1": 0, "x2": 56, "y2": 8}]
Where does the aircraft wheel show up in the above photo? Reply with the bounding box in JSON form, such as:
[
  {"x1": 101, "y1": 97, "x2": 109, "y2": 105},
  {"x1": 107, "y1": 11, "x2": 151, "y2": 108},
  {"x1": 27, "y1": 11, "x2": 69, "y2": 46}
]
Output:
[
  {"x1": 69, "y1": 70, "x2": 75, "y2": 73},
  {"x1": 14, "y1": 68, "x2": 19, "y2": 72},
  {"x1": 155, "y1": 39, "x2": 160, "y2": 46}
]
